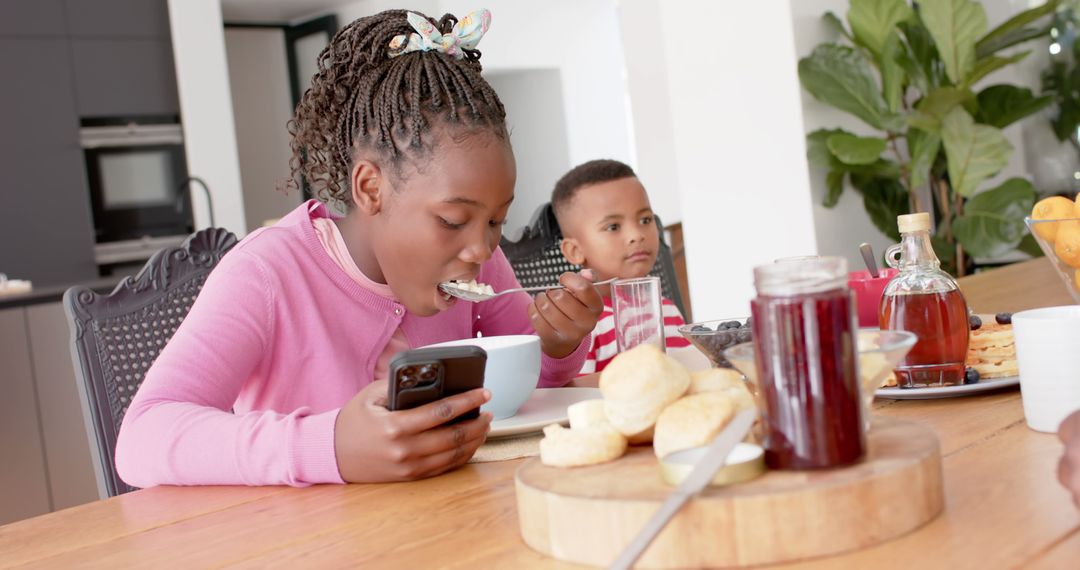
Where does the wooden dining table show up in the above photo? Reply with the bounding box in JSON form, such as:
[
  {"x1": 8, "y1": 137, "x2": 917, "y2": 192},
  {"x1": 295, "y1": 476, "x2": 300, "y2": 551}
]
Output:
[{"x1": 2, "y1": 257, "x2": 1078, "y2": 569}]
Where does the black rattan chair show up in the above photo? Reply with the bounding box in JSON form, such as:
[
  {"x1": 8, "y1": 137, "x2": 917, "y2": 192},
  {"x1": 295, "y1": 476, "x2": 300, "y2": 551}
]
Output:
[
  {"x1": 63, "y1": 228, "x2": 238, "y2": 497},
  {"x1": 500, "y1": 203, "x2": 686, "y2": 316}
]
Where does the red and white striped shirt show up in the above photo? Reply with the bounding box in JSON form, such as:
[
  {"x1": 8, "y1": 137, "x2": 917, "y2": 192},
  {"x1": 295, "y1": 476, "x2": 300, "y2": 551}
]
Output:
[{"x1": 579, "y1": 296, "x2": 691, "y2": 375}]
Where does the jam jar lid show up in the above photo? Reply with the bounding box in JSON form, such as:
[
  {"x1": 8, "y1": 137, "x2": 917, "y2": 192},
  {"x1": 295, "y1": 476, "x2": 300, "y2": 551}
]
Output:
[{"x1": 754, "y1": 256, "x2": 848, "y2": 297}]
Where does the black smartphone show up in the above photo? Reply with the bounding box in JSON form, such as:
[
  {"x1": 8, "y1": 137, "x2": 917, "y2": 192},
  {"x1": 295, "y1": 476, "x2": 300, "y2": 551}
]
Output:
[{"x1": 387, "y1": 346, "x2": 487, "y2": 422}]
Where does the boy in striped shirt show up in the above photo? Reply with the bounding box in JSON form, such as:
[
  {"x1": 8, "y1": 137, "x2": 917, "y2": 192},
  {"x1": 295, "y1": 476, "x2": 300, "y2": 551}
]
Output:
[{"x1": 552, "y1": 159, "x2": 692, "y2": 375}]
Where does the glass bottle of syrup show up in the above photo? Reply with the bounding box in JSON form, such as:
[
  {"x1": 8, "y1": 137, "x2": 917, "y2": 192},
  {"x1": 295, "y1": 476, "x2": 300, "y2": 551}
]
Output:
[
  {"x1": 750, "y1": 257, "x2": 865, "y2": 470},
  {"x1": 879, "y1": 213, "x2": 969, "y2": 388}
]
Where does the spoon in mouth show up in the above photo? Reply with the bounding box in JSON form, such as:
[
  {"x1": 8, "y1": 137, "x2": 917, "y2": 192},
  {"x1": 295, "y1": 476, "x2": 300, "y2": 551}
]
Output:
[{"x1": 439, "y1": 277, "x2": 619, "y2": 302}]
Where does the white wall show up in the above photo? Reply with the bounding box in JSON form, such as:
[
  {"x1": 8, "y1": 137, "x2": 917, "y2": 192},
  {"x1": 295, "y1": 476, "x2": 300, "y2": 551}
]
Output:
[
  {"x1": 167, "y1": 0, "x2": 247, "y2": 235},
  {"x1": 656, "y1": 0, "x2": 819, "y2": 318},
  {"x1": 486, "y1": 70, "x2": 572, "y2": 232},
  {"x1": 616, "y1": 0, "x2": 682, "y2": 231},
  {"x1": 224, "y1": 27, "x2": 302, "y2": 232}
]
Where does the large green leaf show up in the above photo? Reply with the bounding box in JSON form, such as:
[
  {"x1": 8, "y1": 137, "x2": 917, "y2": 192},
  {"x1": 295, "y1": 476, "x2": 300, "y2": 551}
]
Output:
[
  {"x1": 962, "y1": 51, "x2": 1030, "y2": 88},
  {"x1": 975, "y1": 23, "x2": 1053, "y2": 59},
  {"x1": 848, "y1": 0, "x2": 913, "y2": 55},
  {"x1": 823, "y1": 11, "x2": 853, "y2": 41},
  {"x1": 806, "y1": 128, "x2": 850, "y2": 170},
  {"x1": 1017, "y1": 232, "x2": 1045, "y2": 258},
  {"x1": 977, "y1": 0, "x2": 1057, "y2": 50},
  {"x1": 798, "y1": 44, "x2": 902, "y2": 131},
  {"x1": 953, "y1": 177, "x2": 1037, "y2": 257},
  {"x1": 974, "y1": 84, "x2": 1053, "y2": 129},
  {"x1": 941, "y1": 107, "x2": 1012, "y2": 197},
  {"x1": 825, "y1": 170, "x2": 846, "y2": 208},
  {"x1": 898, "y1": 19, "x2": 941, "y2": 92},
  {"x1": 911, "y1": 87, "x2": 975, "y2": 131},
  {"x1": 920, "y1": 0, "x2": 988, "y2": 84},
  {"x1": 851, "y1": 175, "x2": 909, "y2": 241},
  {"x1": 879, "y1": 31, "x2": 906, "y2": 113},
  {"x1": 908, "y1": 128, "x2": 942, "y2": 190},
  {"x1": 975, "y1": 0, "x2": 1057, "y2": 58},
  {"x1": 826, "y1": 132, "x2": 888, "y2": 165}
]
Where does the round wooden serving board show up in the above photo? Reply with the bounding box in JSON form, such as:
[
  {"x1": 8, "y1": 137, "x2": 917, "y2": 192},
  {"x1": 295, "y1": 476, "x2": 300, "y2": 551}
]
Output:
[{"x1": 515, "y1": 417, "x2": 944, "y2": 568}]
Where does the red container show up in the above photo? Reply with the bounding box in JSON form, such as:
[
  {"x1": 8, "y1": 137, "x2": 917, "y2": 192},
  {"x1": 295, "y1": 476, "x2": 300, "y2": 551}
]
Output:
[
  {"x1": 751, "y1": 257, "x2": 865, "y2": 470},
  {"x1": 848, "y1": 268, "x2": 899, "y2": 328}
]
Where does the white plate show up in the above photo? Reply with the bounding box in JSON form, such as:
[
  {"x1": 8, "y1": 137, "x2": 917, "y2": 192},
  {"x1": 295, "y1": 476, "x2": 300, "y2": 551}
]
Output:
[
  {"x1": 875, "y1": 375, "x2": 1019, "y2": 399},
  {"x1": 488, "y1": 387, "x2": 601, "y2": 439}
]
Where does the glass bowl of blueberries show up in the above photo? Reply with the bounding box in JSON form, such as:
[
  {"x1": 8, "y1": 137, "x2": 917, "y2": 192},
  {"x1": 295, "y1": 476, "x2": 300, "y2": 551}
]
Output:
[{"x1": 677, "y1": 318, "x2": 753, "y2": 368}]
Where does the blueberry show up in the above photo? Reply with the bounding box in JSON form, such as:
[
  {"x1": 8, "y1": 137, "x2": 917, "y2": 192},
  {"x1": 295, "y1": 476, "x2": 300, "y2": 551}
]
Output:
[
  {"x1": 995, "y1": 312, "x2": 1012, "y2": 325},
  {"x1": 969, "y1": 315, "x2": 982, "y2": 330},
  {"x1": 743, "y1": 317, "x2": 752, "y2": 329},
  {"x1": 723, "y1": 320, "x2": 741, "y2": 330},
  {"x1": 691, "y1": 325, "x2": 709, "y2": 332},
  {"x1": 736, "y1": 329, "x2": 752, "y2": 343},
  {"x1": 714, "y1": 330, "x2": 734, "y2": 347},
  {"x1": 964, "y1": 367, "x2": 980, "y2": 384}
]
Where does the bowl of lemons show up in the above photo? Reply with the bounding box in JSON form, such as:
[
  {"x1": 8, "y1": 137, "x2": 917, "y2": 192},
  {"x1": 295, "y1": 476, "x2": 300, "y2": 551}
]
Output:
[{"x1": 1027, "y1": 195, "x2": 1080, "y2": 304}]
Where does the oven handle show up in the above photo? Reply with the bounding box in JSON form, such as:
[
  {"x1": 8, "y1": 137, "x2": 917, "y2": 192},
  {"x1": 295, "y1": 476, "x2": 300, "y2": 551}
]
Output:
[{"x1": 79, "y1": 124, "x2": 183, "y2": 148}]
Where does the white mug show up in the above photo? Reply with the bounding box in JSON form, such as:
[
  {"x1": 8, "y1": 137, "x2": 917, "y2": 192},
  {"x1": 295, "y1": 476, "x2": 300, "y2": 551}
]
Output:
[
  {"x1": 1013, "y1": 305, "x2": 1080, "y2": 433},
  {"x1": 424, "y1": 335, "x2": 541, "y2": 420}
]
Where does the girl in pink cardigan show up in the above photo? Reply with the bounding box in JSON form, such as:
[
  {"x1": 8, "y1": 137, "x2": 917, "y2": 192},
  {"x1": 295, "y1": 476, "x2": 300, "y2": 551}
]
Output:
[{"x1": 115, "y1": 9, "x2": 601, "y2": 488}]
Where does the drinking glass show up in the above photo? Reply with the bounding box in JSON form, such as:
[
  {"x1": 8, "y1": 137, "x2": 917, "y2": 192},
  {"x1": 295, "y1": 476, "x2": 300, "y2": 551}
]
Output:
[{"x1": 611, "y1": 276, "x2": 665, "y2": 353}]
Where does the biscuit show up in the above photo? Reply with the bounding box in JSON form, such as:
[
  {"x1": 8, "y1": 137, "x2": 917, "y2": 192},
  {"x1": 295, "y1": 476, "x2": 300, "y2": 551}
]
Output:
[
  {"x1": 539, "y1": 423, "x2": 628, "y2": 467},
  {"x1": 653, "y1": 392, "x2": 736, "y2": 459},
  {"x1": 600, "y1": 344, "x2": 691, "y2": 441}
]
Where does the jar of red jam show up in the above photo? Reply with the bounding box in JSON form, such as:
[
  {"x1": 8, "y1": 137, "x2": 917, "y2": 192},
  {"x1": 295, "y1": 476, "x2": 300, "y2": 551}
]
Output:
[{"x1": 750, "y1": 256, "x2": 865, "y2": 469}]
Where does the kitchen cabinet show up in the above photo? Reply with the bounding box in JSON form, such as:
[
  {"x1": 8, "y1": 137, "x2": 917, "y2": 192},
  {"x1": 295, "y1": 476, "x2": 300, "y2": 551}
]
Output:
[
  {"x1": 0, "y1": 0, "x2": 65, "y2": 37},
  {"x1": 0, "y1": 38, "x2": 97, "y2": 287},
  {"x1": 26, "y1": 303, "x2": 100, "y2": 508},
  {"x1": 64, "y1": 0, "x2": 171, "y2": 38},
  {"x1": 70, "y1": 38, "x2": 180, "y2": 117},
  {"x1": 0, "y1": 308, "x2": 52, "y2": 525}
]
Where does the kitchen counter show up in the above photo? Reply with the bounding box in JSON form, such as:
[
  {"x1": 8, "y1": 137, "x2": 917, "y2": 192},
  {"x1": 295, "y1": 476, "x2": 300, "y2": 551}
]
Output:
[{"x1": 0, "y1": 277, "x2": 125, "y2": 310}]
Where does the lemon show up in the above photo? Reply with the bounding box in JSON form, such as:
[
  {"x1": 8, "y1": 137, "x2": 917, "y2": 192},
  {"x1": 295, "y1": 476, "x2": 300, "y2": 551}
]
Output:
[
  {"x1": 1054, "y1": 220, "x2": 1080, "y2": 268},
  {"x1": 1031, "y1": 196, "x2": 1077, "y2": 244}
]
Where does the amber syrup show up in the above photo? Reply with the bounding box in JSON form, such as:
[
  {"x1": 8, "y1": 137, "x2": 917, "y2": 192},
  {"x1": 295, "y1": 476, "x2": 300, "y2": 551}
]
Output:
[{"x1": 879, "y1": 289, "x2": 969, "y2": 387}]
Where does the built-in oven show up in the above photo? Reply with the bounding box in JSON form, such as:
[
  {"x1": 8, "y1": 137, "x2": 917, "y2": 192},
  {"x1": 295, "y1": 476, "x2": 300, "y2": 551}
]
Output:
[{"x1": 79, "y1": 117, "x2": 194, "y2": 267}]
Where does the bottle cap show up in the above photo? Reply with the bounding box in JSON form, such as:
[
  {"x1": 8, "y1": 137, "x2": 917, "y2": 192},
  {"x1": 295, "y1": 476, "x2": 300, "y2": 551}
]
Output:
[{"x1": 897, "y1": 212, "x2": 931, "y2": 234}]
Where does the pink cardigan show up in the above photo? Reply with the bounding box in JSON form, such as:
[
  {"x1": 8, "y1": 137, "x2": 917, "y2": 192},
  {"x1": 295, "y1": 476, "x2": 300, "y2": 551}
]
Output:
[{"x1": 115, "y1": 201, "x2": 588, "y2": 488}]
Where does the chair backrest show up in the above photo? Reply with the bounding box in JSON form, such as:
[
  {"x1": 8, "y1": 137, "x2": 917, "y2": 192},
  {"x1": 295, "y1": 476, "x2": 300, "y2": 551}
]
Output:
[
  {"x1": 63, "y1": 228, "x2": 238, "y2": 497},
  {"x1": 499, "y1": 203, "x2": 686, "y2": 316}
]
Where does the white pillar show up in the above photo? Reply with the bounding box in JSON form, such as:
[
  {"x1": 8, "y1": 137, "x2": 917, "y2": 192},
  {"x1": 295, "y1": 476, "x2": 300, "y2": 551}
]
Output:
[
  {"x1": 653, "y1": 0, "x2": 819, "y2": 318},
  {"x1": 167, "y1": 0, "x2": 247, "y2": 236}
]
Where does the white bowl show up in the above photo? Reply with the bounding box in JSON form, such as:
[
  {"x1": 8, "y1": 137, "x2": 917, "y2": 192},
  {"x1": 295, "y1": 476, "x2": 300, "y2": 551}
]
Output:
[{"x1": 424, "y1": 335, "x2": 541, "y2": 420}]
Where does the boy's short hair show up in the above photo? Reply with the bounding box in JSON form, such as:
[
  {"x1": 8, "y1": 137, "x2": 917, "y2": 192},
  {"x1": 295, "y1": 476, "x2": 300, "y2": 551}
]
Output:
[{"x1": 551, "y1": 159, "x2": 637, "y2": 221}]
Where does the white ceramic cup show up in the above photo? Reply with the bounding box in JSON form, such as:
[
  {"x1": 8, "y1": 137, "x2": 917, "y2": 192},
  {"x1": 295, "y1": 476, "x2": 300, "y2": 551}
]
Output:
[
  {"x1": 424, "y1": 335, "x2": 541, "y2": 420},
  {"x1": 1013, "y1": 305, "x2": 1080, "y2": 432}
]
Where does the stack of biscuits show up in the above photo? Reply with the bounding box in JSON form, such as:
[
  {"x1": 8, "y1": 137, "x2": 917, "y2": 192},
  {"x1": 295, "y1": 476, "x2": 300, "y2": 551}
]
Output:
[{"x1": 538, "y1": 344, "x2": 756, "y2": 468}]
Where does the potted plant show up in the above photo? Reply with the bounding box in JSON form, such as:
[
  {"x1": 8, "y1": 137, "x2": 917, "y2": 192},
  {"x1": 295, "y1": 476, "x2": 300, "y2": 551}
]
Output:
[{"x1": 799, "y1": 0, "x2": 1059, "y2": 275}]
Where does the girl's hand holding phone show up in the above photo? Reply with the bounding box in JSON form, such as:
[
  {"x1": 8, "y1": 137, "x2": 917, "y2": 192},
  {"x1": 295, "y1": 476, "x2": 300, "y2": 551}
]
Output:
[
  {"x1": 528, "y1": 270, "x2": 604, "y2": 359},
  {"x1": 333, "y1": 380, "x2": 492, "y2": 483}
]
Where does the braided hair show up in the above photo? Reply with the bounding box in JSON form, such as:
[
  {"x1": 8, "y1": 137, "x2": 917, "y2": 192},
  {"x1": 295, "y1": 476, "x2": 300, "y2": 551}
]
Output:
[{"x1": 286, "y1": 9, "x2": 508, "y2": 204}]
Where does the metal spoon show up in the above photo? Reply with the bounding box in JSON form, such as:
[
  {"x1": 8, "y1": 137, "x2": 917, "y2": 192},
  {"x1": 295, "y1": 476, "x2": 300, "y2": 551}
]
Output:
[
  {"x1": 438, "y1": 277, "x2": 618, "y2": 302},
  {"x1": 859, "y1": 242, "x2": 880, "y2": 278}
]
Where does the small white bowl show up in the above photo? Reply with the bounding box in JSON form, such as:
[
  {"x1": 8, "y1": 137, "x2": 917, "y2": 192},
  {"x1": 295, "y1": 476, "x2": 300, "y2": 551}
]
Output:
[{"x1": 424, "y1": 335, "x2": 541, "y2": 420}]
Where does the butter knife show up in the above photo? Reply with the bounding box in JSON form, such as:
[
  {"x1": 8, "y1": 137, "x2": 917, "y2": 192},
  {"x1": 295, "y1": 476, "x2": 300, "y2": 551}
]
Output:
[{"x1": 608, "y1": 409, "x2": 758, "y2": 570}]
